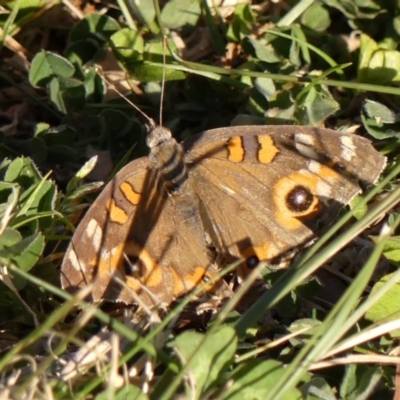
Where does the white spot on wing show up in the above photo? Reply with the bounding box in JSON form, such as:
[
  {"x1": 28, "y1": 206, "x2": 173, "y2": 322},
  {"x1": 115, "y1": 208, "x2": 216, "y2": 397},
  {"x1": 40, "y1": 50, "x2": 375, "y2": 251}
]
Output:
[
  {"x1": 294, "y1": 133, "x2": 319, "y2": 159},
  {"x1": 308, "y1": 160, "x2": 321, "y2": 174},
  {"x1": 110, "y1": 246, "x2": 120, "y2": 258},
  {"x1": 67, "y1": 249, "x2": 81, "y2": 271},
  {"x1": 294, "y1": 133, "x2": 315, "y2": 145},
  {"x1": 316, "y1": 180, "x2": 331, "y2": 197},
  {"x1": 308, "y1": 161, "x2": 332, "y2": 196},
  {"x1": 340, "y1": 135, "x2": 357, "y2": 161},
  {"x1": 295, "y1": 142, "x2": 320, "y2": 160},
  {"x1": 100, "y1": 249, "x2": 110, "y2": 266},
  {"x1": 86, "y1": 219, "x2": 103, "y2": 253}
]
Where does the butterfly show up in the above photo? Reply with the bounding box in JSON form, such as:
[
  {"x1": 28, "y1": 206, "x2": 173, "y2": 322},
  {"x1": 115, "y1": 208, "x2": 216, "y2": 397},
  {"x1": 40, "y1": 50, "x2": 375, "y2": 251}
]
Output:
[{"x1": 61, "y1": 121, "x2": 386, "y2": 307}]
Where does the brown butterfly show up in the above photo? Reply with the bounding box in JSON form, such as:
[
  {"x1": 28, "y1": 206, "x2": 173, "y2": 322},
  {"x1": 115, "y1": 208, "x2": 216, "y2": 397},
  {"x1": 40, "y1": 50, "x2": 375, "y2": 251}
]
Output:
[{"x1": 61, "y1": 121, "x2": 386, "y2": 307}]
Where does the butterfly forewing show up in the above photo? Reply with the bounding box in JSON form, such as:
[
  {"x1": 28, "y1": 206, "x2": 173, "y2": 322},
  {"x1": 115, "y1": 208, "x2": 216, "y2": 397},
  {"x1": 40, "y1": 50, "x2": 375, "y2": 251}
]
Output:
[{"x1": 61, "y1": 151, "x2": 231, "y2": 305}]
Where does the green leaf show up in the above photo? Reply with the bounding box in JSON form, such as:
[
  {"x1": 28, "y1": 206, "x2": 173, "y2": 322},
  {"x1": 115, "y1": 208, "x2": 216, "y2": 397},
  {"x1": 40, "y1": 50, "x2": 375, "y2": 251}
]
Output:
[
  {"x1": 300, "y1": 377, "x2": 336, "y2": 400},
  {"x1": 83, "y1": 66, "x2": 105, "y2": 103},
  {"x1": 64, "y1": 39, "x2": 101, "y2": 67},
  {"x1": 323, "y1": 0, "x2": 381, "y2": 20},
  {"x1": 265, "y1": 106, "x2": 296, "y2": 125},
  {"x1": 296, "y1": 85, "x2": 339, "y2": 126},
  {"x1": 69, "y1": 14, "x2": 120, "y2": 44},
  {"x1": 63, "y1": 157, "x2": 104, "y2": 207},
  {"x1": 174, "y1": 325, "x2": 237, "y2": 398},
  {"x1": 363, "y1": 100, "x2": 399, "y2": 124},
  {"x1": 371, "y1": 236, "x2": 400, "y2": 264},
  {"x1": 0, "y1": 230, "x2": 43, "y2": 289},
  {"x1": 291, "y1": 25, "x2": 311, "y2": 65},
  {"x1": 358, "y1": 34, "x2": 400, "y2": 84},
  {"x1": 393, "y1": 15, "x2": 400, "y2": 36},
  {"x1": 2, "y1": 157, "x2": 56, "y2": 228},
  {"x1": 349, "y1": 195, "x2": 368, "y2": 220},
  {"x1": 66, "y1": 156, "x2": 100, "y2": 193},
  {"x1": 0, "y1": 182, "x2": 18, "y2": 216},
  {"x1": 243, "y1": 37, "x2": 281, "y2": 63},
  {"x1": 301, "y1": 5, "x2": 331, "y2": 31},
  {"x1": 203, "y1": 0, "x2": 225, "y2": 56},
  {"x1": 161, "y1": 0, "x2": 201, "y2": 29},
  {"x1": 39, "y1": 125, "x2": 75, "y2": 146},
  {"x1": 254, "y1": 78, "x2": 276, "y2": 100},
  {"x1": 288, "y1": 318, "x2": 322, "y2": 347},
  {"x1": 5, "y1": 158, "x2": 40, "y2": 186},
  {"x1": 65, "y1": 182, "x2": 103, "y2": 204},
  {"x1": 340, "y1": 364, "x2": 383, "y2": 400},
  {"x1": 365, "y1": 272, "x2": 400, "y2": 337},
  {"x1": 95, "y1": 384, "x2": 148, "y2": 400},
  {"x1": 361, "y1": 112, "x2": 400, "y2": 140},
  {"x1": 4, "y1": 0, "x2": 48, "y2": 12},
  {"x1": 220, "y1": 359, "x2": 302, "y2": 400},
  {"x1": 288, "y1": 29, "x2": 301, "y2": 68},
  {"x1": 110, "y1": 28, "x2": 144, "y2": 62},
  {"x1": 248, "y1": 87, "x2": 270, "y2": 116},
  {"x1": 49, "y1": 77, "x2": 86, "y2": 114},
  {"x1": 13, "y1": 232, "x2": 44, "y2": 272},
  {"x1": 227, "y1": 3, "x2": 255, "y2": 42},
  {"x1": 29, "y1": 51, "x2": 75, "y2": 87},
  {"x1": 0, "y1": 227, "x2": 22, "y2": 249},
  {"x1": 34, "y1": 123, "x2": 50, "y2": 137},
  {"x1": 16, "y1": 180, "x2": 56, "y2": 229},
  {"x1": 129, "y1": 1, "x2": 156, "y2": 27},
  {"x1": 123, "y1": 37, "x2": 185, "y2": 82}
]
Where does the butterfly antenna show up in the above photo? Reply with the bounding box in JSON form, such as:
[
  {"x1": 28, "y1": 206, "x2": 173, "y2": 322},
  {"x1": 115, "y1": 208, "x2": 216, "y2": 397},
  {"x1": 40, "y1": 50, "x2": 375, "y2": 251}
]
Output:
[
  {"x1": 96, "y1": 67, "x2": 156, "y2": 128},
  {"x1": 159, "y1": 35, "x2": 167, "y2": 127}
]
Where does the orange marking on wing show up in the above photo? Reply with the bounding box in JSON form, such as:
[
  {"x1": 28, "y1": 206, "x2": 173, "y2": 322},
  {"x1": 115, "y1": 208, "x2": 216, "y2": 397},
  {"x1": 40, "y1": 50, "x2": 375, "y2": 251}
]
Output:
[
  {"x1": 318, "y1": 164, "x2": 338, "y2": 180},
  {"x1": 185, "y1": 267, "x2": 215, "y2": 292},
  {"x1": 227, "y1": 136, "x2": 244, "y2": 162},
  {"x1": 258, "y1": 135, "x2": 279, "y2": 164},
  {"x1": 124, "y1": 242, "x2": 163, "y2": 288},
  {"x1": 273, "y1": 172, "x2": 322, "y2": 230},
  {"x1": 171, "y1": 268, "x2": 185, "y2": 296},
  {"x1": 125, "y1": 278, "x2": 141, "y2": 292},
  {"x1": 144, "y1": 266, "x2": 162, "y2": 287},
  {"x1": 98, "y1": 243, "x2": 125, "y2": 277},
  {"x1": 241, "y1": 242, "x2": 272, "y2": 261},
  {"x1": 107, "y1": 199, "x2": 128, "y2": 224},
  {"x1": 120, "y1": 181, "x2": 141, "y2": 205}
]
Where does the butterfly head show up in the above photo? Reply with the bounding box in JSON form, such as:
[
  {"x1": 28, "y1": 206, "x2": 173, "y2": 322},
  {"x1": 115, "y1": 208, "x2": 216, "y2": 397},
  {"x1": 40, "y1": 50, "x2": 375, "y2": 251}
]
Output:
[{"x1": 146, "y1": 124, "x2": 173, "y2": 150}]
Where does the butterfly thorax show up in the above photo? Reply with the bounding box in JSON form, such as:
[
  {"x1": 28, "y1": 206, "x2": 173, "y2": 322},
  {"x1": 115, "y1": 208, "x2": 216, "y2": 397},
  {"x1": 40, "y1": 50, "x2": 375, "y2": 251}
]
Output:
[{"x1": 147, "y1": 125, "x2": 188, "y2": 193}]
